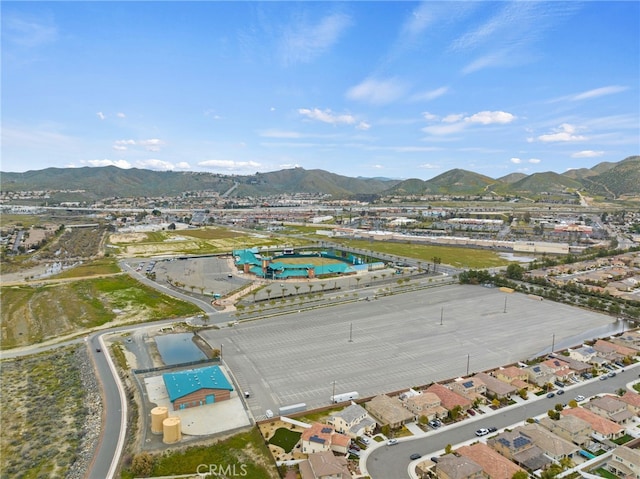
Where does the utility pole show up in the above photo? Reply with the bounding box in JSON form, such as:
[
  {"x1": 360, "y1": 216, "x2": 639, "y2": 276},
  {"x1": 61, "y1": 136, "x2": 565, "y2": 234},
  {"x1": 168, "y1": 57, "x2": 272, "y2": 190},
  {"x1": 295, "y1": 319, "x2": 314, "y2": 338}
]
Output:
[
  {"x1": 348, "y1": 323, "x2": 353, "y2": 343},
  {"x1": 551, "y1": 334, "x2": 555, "y2": 354},
  {"x1": 440, "y1": 307, "x2": 444, "y2": 326},
  {"x1": 504, "y1": 296, "x2": 507, "y2": 313},
  {"x1": 466, "y1": 354, "x2": 470, "y2": 376}
]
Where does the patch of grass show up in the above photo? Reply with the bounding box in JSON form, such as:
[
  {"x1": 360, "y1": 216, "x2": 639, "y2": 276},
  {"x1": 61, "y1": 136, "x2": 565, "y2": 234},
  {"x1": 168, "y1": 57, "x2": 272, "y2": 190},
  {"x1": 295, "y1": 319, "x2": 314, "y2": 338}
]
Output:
[
  {"x1": 177, "y1": 227, "x2": 245, "y2": 240},
  {"x1": 329, "y1": 238, "x2": 509, "y2": 269},
  {"x1": 51, "y1": 258, "x2": 121, "y2": 279},
  {"x1": 612, "y1": 434, "x2": 633, "y2": 445},
  {"x1": 0, "y1": 346, "x2": 89, "y2": 478},
  {"x1": 145, "y1": 428, "x2": 277, "y2": 478},
  {"x1": 268, "y1": 428, "x2": 302, "y2": 453},
  {"x1": 1, "y1": 276, "x2": 202, "y2": 349},
  {"x1": 592, "y1": 468, "x2": 619, "y2": 479},
  {"x1": 297, "y1": 407, "x2": 343, "y2": 423}
]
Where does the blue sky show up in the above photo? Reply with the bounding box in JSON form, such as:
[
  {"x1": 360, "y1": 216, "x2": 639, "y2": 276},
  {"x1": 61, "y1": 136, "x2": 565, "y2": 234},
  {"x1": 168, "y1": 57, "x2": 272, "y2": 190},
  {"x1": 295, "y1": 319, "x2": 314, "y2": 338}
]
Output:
[{"x1": 2, "y1": 1, "x2": 639, "y2": 180}]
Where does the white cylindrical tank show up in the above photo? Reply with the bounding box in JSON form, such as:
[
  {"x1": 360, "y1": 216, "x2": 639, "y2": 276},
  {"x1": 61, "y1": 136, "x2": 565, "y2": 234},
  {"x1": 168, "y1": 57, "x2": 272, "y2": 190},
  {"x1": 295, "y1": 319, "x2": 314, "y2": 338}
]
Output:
[
  {"x1": 162, "y1": 416, "x2": 182, "y2": 444},
  {"x1": 151, "y1": 406, "x2": 168, "y2": 434}
]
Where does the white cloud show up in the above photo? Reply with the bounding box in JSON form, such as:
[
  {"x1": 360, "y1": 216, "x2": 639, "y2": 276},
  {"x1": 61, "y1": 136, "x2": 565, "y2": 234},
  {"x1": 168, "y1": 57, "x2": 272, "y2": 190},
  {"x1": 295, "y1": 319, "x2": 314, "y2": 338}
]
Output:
[
  {"x1": 279, "y1": 12, "x2": 351, "y2": 65},
  {"x1": 86, "y1": 159, "x2": 132, "y2": 169},
  {"x1": 422, "y1": 110, "x2": 516, "y2": 136},
  {"x1": 4, "y1": 13, "x2": 58, "y2": 47},
  {"x1": 139, "y1": 139, "x2": 165, "y2": 151},
  {"x1": 443, "y1": 114, "x2": 465, "y2": 123},
  {"x1": 571, "y1": 85, "x2": 628, "y2": 101},
  {"x1": 537, "y1": 123, "x2": 586, "y2": 142},
  {"x1": 138, "y1": 159, "x2": 175, "y2": 171},
  {"x1": 356, "y1": 121, "x2": 371, "y2": 131},
  {"x1": 298, "y1": 108, "x2": 356, "y2": 125},
  {"x1": 112, "y1": 145, "x2": 127, "y2": 151},
  {"x1": 411, "y1": 86, "x2": 449, "y2": 102},
  {"x1": 510, "y1": 157, "x2": 522, "y2": 164},
  {"x1": 97, "y1": 112, "x2": 106, "y2": 120},
  {"x1": 198, "y1": 159, "x2": 261, "y2": 171},
  {"x1": 465, "y1": 110, "x2": 515, "y2": 125},
  {"x1": 572, "y1": 150, "x2": 604, "y2": 158},
  {"x1": 346, "y1": 78, "x2": 407, "y2": 105},
  {"x1": 117, "y1": 112, "x2": 126, "y2": 118},
  {"x1": 419, "y1": 163, "x2": 440, "y2": 169},
  {"x1": 175, "y1": 162, "x2": 191, "y2": 169},
  {"x1": 529, "y1": 158, "x2": 541, "y2": 164}
]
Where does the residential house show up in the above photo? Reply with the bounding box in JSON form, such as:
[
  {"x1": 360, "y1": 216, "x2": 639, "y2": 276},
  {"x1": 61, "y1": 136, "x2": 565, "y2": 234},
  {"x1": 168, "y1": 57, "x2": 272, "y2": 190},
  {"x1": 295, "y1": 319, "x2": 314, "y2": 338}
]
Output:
[
  {"x1": 301, "y1": 423, "x2": 351, "y2": 455},
  {"x1": 619, "y1": 391, "x2": 640, "y2": 416},
  {"x1": 608, "y1": 446, "x2": 640, "y2": 479},
  {"x1": 594, "y1": 339, "x2": 637, "y2": 362},
  {"x1": 569, "y1": 346, "x2": 598, "y2": 364},
  {"x1": 365, "y1": 394, "x2": 414, "y2": 429},
  {"x1": 540, "y1": 357, "x2": 576, "y2": 383},
  {"x1": 299, "y1": 451, "x2": 352, "y2": 479},
  {"x1": 327, "y1": 404, "x2": 376, "y2": 438},
  {"x1": 494, "y1": 366, "x2": 530, "y2": 390},
  {"x1": 434, "y1": 455, "x2": 486, "y2": 479},
  {"x1": 473, "y1": 373, "x2": 518, "y2": 400},
  {"x1": 404, "y1": 392, "x2": 448, "y2": 420},
  {"x1": 515, "y1": 423, "x2": 580, "y2": 461},
  {"x1": 456, "y1": 443, "x2": 526, "y2": 479},
  {"x1": 525, "y1": 363, "x2": 555, "y2": 387},
  {"x1": 538, "y1": 415, "x2": 592, "y2": 446},
  {"x1": 561, "y1": 407, "x2": 625, "y2": 440},
  {"x1": 610, "y1": 330, "x2": 640, "y2": 352},
  {"x1": 425, "y1": 384, "x2": 472, "y2": 412},
  {"x1": 450, "y1": 377, "x2": 487, "y2": 403},
  {"x1": 585, "y1": 395, "x2": 635, "y2": 425},
  {"x1": 487, "y1": 430, "x2": 552, "y2": 471}
]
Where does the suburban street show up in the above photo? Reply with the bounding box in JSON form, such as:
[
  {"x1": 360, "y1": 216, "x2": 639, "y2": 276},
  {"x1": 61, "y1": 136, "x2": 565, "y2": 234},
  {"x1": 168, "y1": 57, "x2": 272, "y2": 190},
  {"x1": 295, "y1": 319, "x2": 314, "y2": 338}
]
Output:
[{"x1": 364, "y1": 364, "x2": 640, "y2": 479}]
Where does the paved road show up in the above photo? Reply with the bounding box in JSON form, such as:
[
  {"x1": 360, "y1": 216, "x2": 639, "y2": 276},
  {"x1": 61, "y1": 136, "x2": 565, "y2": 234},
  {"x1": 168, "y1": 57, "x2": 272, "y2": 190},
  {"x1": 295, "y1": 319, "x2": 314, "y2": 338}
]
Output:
[{"x1": 365, "y1": 364, "x2": 640, "y2": 479}]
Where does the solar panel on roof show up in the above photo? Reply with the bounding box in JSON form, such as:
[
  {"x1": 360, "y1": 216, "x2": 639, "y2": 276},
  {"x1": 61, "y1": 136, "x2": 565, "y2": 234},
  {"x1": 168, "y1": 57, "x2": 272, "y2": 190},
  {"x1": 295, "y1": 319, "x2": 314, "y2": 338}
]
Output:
[
  {"x1": 513, "y1": 437, "x2": 531, "y2": 448},
  {"x1": 463, "y1": 381, "x2": 474, "y2": 388},
  {"x1": 321, "y1": 427, "x2": 332, "y2": 433}
]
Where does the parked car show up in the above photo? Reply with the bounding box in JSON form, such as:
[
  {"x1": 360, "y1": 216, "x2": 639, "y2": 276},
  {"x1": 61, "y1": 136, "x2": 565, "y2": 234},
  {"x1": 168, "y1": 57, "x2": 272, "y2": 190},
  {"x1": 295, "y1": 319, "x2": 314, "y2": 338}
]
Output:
[
  {"x1": 350, "y1": 443, "x2": 360, "y2": 451},
  {"x1": 430, "y1": 457, "x2": 440, "y2": 463},
  {"x1": 360, "y1": 436, "x2": 370, "y2": 445},
  {"x1": 467, "y1": 409, "x2": 476, "y2": 416},
  {"x1": 546, "y1": 392, "x2": 555, "y2": 398},
  {"x1": 600, "y1": 375, "x2": 608, "y2": 381},
  {"x1": 387, "y1": 439, "x2": 398, "y2": 446},
  {"x1": 410, "y1": 453, "x2": 422, "y2": 460},
  {"x1": 487, "y1": 426, "x2": 497, "y2": 433},
  {"x1": 608, "y1": 371, "x2": 616, "y2": 377},
  {"x1": 265, "y1": 409, "x2": 274, "y2": 418},
  {"x1": 348, "y1": 449, "x2": 360, "y2": 456},
  {"x1": 574, "y1": 395, "x2": 585, "y2": 402},
  {"x1": 475, "y1": 428, "x2": 489, "y2": 437},
  {"x1": 557, "y1": 389, "x2": 564, "y2": 395},
  {"x1": 95, "y1": 348, "x2": 101, "y2": 353},
  {"x1": 428, "y1": 420, "x2": 441, "y2": 428}
]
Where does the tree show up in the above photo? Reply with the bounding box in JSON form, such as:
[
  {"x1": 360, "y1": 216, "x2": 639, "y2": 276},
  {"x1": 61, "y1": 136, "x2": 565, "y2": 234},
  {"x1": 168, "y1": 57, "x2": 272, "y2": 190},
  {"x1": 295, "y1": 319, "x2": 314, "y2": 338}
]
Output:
[
  {"x1": 131, "y1": 452, "x2": 154, "y2": 477},
  {"x1": 506, "y1": 263, "x2": 524, "y2": 280},
  {"x1": 444, "y1": 444, "x2": 452, "y2": 454},
  {"x1": 512, "y1": 471, "x2": 529, "y2": 479}
]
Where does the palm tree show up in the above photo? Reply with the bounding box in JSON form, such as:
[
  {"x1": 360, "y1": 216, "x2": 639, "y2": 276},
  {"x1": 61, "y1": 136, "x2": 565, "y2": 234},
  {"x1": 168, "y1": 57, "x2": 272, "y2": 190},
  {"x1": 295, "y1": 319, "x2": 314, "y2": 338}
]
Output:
[{"x1": 265, "y1": 288, "x2": 272, "y2": 300}]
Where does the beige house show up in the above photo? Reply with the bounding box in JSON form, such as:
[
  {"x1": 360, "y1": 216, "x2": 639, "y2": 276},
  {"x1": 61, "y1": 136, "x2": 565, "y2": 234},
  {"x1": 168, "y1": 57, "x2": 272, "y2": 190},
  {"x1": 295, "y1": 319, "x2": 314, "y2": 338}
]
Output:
[
  {"x1": 608, "y1": 446, "x2": 640, "y2": 479},
  {"x1": 474, "y1": 372, "x2": 518, "y2": 400},
  {"x1": 299, "y1": 451, "x2": 352, "y2": 479},
  {"x1": 487, "y1": 430, "x2": 551, "y2": 471},
  {"x1": 435, "y1": 455, "x2": 486, "y2": 479},
  {"x1": 585, "y1": 395, "x2": 635, "y2": 425},
  {"x1": 326, "y1": 404, "x2": 376, "y2": 438},
  {"x1": 405, "y1": 392, "x2": 448, "y2": 420},
  {"x1": 301, "y1": 423, "x2": 351, "y2": 455},
  {"x1": 365, "y1": 394, "x2": 414, "y2": 429},
  {"x1": 539, "y1": 415, "x2": 592, "y2": 446},
  {"x1": 494, "y1": 366, "x2": 530, "y2": 390},
  {"x1": 619, "y1": 391, "x2": 640, "y2": 416},
  {"x1": 569, "y1": 346, "x2": 598, "y2": 364},
  {"x1": 515, "y1": 423, "x2": 580, "y2": 461},
  {"x1": 450, "y1": 377, "x2": 487, "y2": 403},
  {"x1": 561, "y1": 408, "x2": 625, "y2": 440}
]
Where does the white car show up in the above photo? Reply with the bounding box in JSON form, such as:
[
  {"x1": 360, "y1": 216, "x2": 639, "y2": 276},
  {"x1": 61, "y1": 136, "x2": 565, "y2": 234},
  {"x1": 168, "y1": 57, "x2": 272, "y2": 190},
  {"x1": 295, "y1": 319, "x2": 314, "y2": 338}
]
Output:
[
  {"x1": 574, "y1": 395, "x2": 585, "y2": 402},
  {"x1": 387, "y1": 439, "x2": 398, "y2": 446},
  {"x1": 475, "y1": 428, "x2": 489, "y2": 437}
]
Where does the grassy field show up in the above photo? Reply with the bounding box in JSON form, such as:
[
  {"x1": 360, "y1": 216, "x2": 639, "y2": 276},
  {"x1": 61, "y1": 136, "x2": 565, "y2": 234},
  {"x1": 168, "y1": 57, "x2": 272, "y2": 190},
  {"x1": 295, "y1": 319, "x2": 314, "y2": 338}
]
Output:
[
  {"x1": 50, "y1": 258, "x2": 121, "y2": 279},
  {"x1": 0, "y1": 275, "x2": 202, "y2": 349},
  {"x1": 122, "y1": 428, "x2": 278, "y2": 479},
  {"x1": 108, "y1": 227, "x2": 311, "y2": 257},
  {"x1": 329, "y1": 238, "x2": 510, "y2": 269},
  {"x1": 268, "y1": 428, "x2": 302, "y2": 453},
  {"x1": 0, "y1": 346, "x2": 91, "y2": 479}
]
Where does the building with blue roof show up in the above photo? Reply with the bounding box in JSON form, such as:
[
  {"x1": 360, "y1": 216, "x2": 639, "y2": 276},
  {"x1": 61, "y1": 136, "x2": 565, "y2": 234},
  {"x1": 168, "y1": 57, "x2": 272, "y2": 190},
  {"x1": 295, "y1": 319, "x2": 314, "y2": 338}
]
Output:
[{"x1": 163, "y1": 365, "x2": 234, "y2": 410}]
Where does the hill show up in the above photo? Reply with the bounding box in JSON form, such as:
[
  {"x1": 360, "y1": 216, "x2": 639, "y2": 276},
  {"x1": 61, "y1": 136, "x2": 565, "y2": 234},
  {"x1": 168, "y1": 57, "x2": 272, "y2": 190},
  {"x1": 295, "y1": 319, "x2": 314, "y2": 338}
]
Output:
[{"x1": 1, "y1": 157, "x2": 637, "y2": 201}]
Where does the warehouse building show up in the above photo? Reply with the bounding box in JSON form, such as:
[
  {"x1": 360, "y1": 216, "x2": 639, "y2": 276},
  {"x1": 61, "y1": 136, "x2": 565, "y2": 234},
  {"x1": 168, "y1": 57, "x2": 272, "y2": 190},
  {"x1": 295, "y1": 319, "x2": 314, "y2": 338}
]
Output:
[{"x1": 163, "y1": 365, "x2": 234, "y2": 410}]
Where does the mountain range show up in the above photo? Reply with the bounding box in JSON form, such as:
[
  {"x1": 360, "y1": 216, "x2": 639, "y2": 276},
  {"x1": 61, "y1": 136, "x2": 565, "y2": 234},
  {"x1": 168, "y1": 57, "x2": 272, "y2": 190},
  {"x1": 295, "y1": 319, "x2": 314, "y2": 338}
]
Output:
[{"x1": 1, "y1": 156, "x2": 638, "y2": 202}]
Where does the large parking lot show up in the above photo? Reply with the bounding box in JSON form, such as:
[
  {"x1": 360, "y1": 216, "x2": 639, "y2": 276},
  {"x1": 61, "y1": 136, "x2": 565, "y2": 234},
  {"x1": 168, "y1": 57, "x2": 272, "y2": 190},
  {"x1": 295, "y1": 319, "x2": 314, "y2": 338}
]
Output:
[{"x1": 200, "y1": 284, "x2": 618, "y2": 418}]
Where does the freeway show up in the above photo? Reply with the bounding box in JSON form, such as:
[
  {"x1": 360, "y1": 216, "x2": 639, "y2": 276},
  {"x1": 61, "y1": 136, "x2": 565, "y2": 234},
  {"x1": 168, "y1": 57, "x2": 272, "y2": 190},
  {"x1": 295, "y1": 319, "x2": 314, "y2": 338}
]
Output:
[{"x1": 364, "y1": 363, "x2": 640, "y2": 479}]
